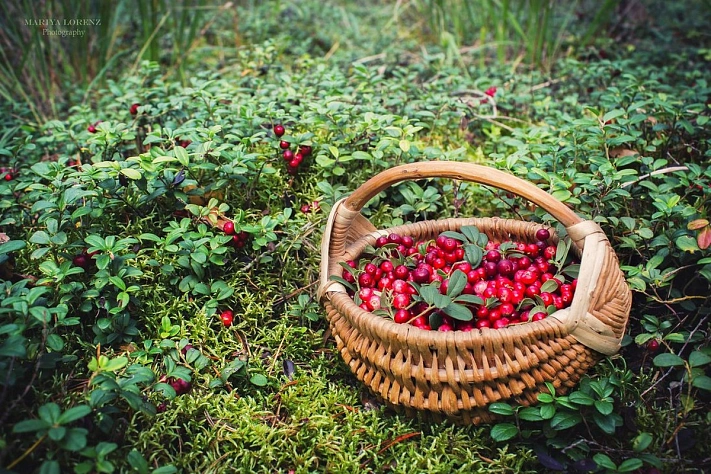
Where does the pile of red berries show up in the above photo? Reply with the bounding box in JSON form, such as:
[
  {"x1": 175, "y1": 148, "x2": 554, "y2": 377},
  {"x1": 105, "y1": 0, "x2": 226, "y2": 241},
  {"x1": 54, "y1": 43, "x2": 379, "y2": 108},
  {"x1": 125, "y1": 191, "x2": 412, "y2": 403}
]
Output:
[
  {"x1": 273, "y1": 124, "x2": 312, "y2": 175},
  {"x1": 222, "y1": 220, "x2": 249, "y2": 249},
  {"x1": 339, "y1": 225, "x2": 579, "y2": 332}
]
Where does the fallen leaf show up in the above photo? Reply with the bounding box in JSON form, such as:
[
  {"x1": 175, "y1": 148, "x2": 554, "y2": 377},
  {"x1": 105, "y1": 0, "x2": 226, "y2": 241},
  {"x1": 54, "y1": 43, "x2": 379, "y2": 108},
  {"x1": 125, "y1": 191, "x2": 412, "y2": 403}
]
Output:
[
  {"x1": 687, "y1": 219, "x2": 710, "y2": 230},
  {"x1": 698, "y1": 227, "x2": 711, "y2": 250}
]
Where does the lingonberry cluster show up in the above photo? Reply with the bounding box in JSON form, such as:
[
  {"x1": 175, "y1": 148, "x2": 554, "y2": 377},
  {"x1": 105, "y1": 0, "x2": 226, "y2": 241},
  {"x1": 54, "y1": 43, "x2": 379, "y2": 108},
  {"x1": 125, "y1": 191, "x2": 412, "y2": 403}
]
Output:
[
  {"x1": 222, "y1": 220, "x2": 249, "y2": 249},
  {"x1": 339, "y1": 225, "x2": 579, "y2": 331},
  {"x1": 273, "y1": 124, "x2": 312, "y2": 175}
]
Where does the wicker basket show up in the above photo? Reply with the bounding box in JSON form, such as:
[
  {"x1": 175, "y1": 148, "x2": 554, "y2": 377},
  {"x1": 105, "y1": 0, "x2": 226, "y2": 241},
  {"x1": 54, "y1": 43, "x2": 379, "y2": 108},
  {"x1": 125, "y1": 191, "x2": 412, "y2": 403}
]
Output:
[{"x1": 318, "y1": 162, "x2": 632, "y2": 424}]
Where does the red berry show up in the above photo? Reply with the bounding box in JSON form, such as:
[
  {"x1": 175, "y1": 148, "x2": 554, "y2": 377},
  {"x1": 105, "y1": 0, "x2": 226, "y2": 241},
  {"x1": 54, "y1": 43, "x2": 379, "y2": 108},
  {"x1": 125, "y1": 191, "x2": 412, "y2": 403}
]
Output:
[
  {"x1": 280, "y1": 140, "x2": 290, "y2": 149},
  {"x1": 393, "y1": 293, "x2": 411, "y2": 309},
  {"x1": 87, "y1": 124, "x2": 97, "y2": 133},
  {"x1": 485, "y1": 249, "x2": 502, "y2": 263},
  {"x1": 72, "y1": 254, "x2": 90, "y2": 269},
  {"x1": 4, "y1": 174, "x2": 12, "y2": 181},
  {"x1": 130, "y1": 103, "x2": 140, "y2": 115},
  {"x1": 394, "y1": 309, "x2": 411, "y2": 324},
  {"x1": 301, "y1": 204, "x2": 311, "y2": 213},
  {"x1": 220, "y1": 310, "x2": 234, "y2": 327},
  {"x1": 293, "y1": 152, "x2": 304, "y2": 165},
  {"x1": 289, "y1": 158, "x2": 300, "y2": 168},
  {"x1": 544, "y1": 246, "x2": 557, "y2": 260},
  {"x1": 299, "y1": 145, "x2": 312, "y2": 156},
  {"x1": 485, "y1": 86, "x2": 497, "y2": 97},
  {"x1": 223, "y1": 221, "x2": 235, "y2": 235},
  {"x1": 358, "y1": 273, "x2": 374, "y2": 288},
  {"x1": 283, "y1": 149, "x2": 294, "y2": 161},
  {"x1": 380, "y1": 261, "x2": 394, "y2": 273},
  {"x1": 535, "y1": 228, "x2": 551, "y2": 242},
  {"x1": 401, "y1": 236, "x2": 414, "y2": 248},
  {"x1": 273, "y1": 124, "x2": 285, "y2": 137},
  {"x1": 531, "y1": 312, "x2": 547, "y2": 322}
]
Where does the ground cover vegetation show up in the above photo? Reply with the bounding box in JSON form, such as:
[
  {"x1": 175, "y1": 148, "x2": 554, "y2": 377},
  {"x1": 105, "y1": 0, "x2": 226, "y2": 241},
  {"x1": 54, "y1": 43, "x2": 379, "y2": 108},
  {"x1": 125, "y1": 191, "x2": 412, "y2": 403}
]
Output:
[{"x1": 0, "y1": 0, "x2": 710, "y2": 472}]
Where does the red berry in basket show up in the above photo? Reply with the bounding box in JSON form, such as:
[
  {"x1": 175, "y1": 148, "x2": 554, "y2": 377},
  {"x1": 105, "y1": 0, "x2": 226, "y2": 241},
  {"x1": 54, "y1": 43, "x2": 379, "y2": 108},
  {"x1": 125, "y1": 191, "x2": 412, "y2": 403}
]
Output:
[
  {"x1": 497, "y1": 259, "x2": 514, "y2": 277},
  {"x1": 402, "y1": 235, "x2": 414, "y2": 248},
  {"x1": 223, "y1": 221, "x2": 235, "y2": 235},
  {"x1": 411, "y1": 316, "x2": 430, "y2": 330},
  {"x1": 359, "y1": 273, "x2": 374, "y2": 288},
  {"x1": 368, "y1": 295, "x2": 381, "y2": 311},
  {"x1": 391, "y1": 279, "x2": 410, "y2": 294},
  {"x1": 485, "y1": 249, "x2": 502, "y2": 263},
  {"x1": 540, "y1": 292, "x2": 554, "y2": 306},
  {"x1": 273, "y1": 124, "x2": 285, "y2": 137},
  {"x1": 544, "y1": 246, "x2": 557, "y2": 260},
  {"x1": 393, "y1": 293, "x2": 411, "y2": 309},
  {"x1": 412, "y1": 266, "x2": 430, "y2": 283},
  {"x1": 378, "y1": 276, "x2": 393, "y2": 291},
  {"x1": 438, "y1": 323, "x2": 454, "y2": 332},
  {"x1": 476, "y1": 319, "x2": 491, "y2": 329},
  {"x1": 280, "y1": 140, "x2": 290, "y2": 149},
  {"x1": 531, "y1": 311, "x2": 547, "y2": 322},
  {"x1": 536, "y1": 228, "x2": 551, "y2": 242},
  {"x1": 394, "y1": 309, "x2": 411, "y2": 324},
  {"x1": 220, "y1": 310, "x2": 234, "y2": 327}
]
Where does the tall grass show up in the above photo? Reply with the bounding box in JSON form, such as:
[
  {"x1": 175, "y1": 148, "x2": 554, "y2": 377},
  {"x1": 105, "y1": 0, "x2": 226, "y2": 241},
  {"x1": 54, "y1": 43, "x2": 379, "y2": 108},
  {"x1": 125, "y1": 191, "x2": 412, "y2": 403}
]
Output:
[
  {"x1": 399, "y1": 0, "x2": 618, "y2": 70},
  {"x1": 0, "y1": 0, "x2": 235, "y2": 124}
]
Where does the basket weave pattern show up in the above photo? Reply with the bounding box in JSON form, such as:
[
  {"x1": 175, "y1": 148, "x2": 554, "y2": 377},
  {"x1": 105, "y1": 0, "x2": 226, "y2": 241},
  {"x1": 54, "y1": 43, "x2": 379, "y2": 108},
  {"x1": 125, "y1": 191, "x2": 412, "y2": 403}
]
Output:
[{"x1": 319, "y1": 163, "x2": 632, "y2": 424}]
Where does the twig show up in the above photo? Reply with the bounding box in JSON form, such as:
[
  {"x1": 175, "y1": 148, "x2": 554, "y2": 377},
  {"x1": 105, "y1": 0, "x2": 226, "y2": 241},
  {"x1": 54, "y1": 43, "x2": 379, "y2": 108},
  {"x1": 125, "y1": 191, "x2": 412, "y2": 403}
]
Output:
[{"x1": 620, "y1": 166, "x2": 689, "y2": 188}]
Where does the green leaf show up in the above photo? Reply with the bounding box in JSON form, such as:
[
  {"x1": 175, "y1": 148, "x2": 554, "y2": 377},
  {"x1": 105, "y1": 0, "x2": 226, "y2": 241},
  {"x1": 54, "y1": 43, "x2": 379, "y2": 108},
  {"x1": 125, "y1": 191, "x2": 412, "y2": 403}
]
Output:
[
  {"x1": 13, "y1": 418, "x2": 50, "y2": 433},
  {"x1": 617, "y1": 458, "x2": 644, "y2": 472},
  {"x1": 460, "y1": 225, "x2": 480, "y2": 243},
  {"x1": 120, "y1": 168, "x2": 142, "y2": 180},
  {"x1": 58, "y1": 427, "x2": 88, "y2": 451},
  {"x1": 689, "y1": 351, "x2": 711, "y2": 368},
  {"x1": 454, "y1": 294, "x2": 484, "y2": 305},
  {"x1": 518, "y1": 407, "x2": 543, "y2": 421},
  {"x1": 692, "y1": 375, "x2": 711, "y2": 391},
  {"x1": 174, "y1": 146, "x2": 189, "y2": 166},
  {"x1": 0, "y1": 335, "x2": 27, "y2": 357},
  {"x1": 540, "y1": 279, "x2": 558, "y2": 293},
  {"x1": 632, "y1": 432, "x2": 653, "y2": 452},
  {"x1": 0, "y1": 239, "x2": 25, "y2": 255},
  {"x1": 490, "y1": 423, "x2": 518, "y2": 441},
  {"x1": 549, "y1": 411, "x2": 582, "y2": 430},
  {"x1": 38, "y1": 403, "x2": 61, "y2": 424},
  {"x1": 442, "y1": 302, "x2": 473, "y2": 321},
  {"x1": 602, "y1": 108, "x2": 626, "y2": 123},
  {"x1": 568, "y1": 391, "x2": 594, "y2": 406},
  {"x1": 152, "y1": 466, "x2": 178, "y2": 474},
  {"x1": 440, "y1": 231, "x2": 467, "y2": 242},
  {"x1": 463, "y1": 244, "x2": 483, "y2": 268},
  {"x1": 57, "y1": 405, "x2": 91, "y2": 425},
  {"x1": 593, "y1": 453, "x2": 616, "y2": 470},
  {"x1": 29, "y1": 231, "x2": 51, "y2": 245},
  {"x1": 594, "y1": 400, "x2": 614, "y2": 415},
  {"x1": 48, "y1": 426, "x2": 67, "y2": 441},
  {"x1": 653, "y1": 353, "x2": 685, "y2": 367},
  {"x1": 488, "y1": 402, "x2": 514, "y2": 416},
  {"x1": 102, "y1": 356, "x2": 128, "y2": 372},
  {"x1": 250, "y1": 374, "x2": 268, "y2": 386},
  {"x1": 128, "y1": 449, "x2": 150, "y2": 474},
  {"x1": 447, "y1": 270, "x2": 467, "y2": 298},
  {"x1": 675, "y1": 235, "x2": 699, "y2": 253},
  {"x1": 39, "y1": 460, "x2": 60, "y2": 474}
]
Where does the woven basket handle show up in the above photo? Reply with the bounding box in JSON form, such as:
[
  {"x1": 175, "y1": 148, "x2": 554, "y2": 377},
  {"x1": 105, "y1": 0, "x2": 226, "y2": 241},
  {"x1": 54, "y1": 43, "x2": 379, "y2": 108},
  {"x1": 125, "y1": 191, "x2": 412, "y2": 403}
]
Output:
[{"x1": 345, "y1": 161, "x2": 584, "y2": 226}]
